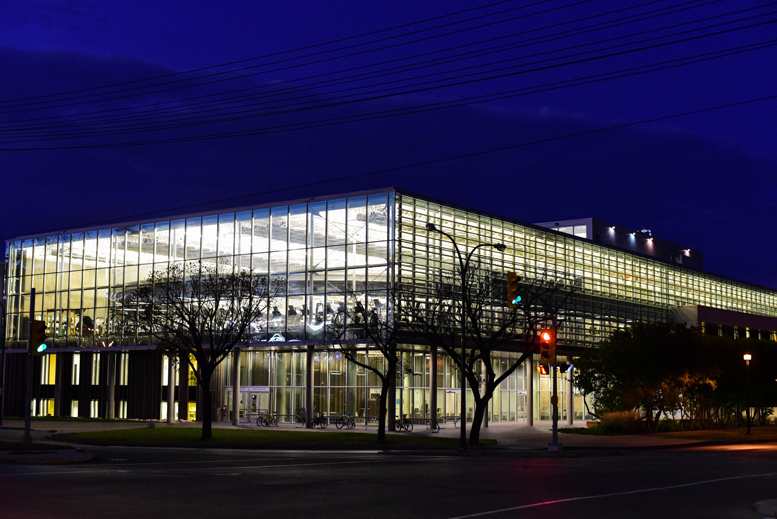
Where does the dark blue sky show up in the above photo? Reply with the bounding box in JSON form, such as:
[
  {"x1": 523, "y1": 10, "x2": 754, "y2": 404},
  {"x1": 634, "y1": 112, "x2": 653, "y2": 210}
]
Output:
[{"x1": 1, "y1": 0, "x2": 775, "y2": 288}]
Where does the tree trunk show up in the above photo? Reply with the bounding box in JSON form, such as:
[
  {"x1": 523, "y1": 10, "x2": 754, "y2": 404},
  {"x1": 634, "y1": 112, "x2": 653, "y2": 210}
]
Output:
[
  {"x1": 469, "y1": 395, "x2": 488, "y2": 445},
  {"x1": 201, "y1": 369, "x2": 213, "y2": 440},
  {"x1": 377, "y1": 375, "x2": 391, "y2": 444}
]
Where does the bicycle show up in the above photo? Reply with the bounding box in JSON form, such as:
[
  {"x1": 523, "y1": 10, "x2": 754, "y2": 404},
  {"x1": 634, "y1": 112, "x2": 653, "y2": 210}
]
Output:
[
  {"x1": 256, "y1": 412, "x2": 278, "y2": 427},
  {"x1": 335, "y1": 413, "x2": 356, "y2": 430},
  {"x1": 312, "y1": 413, "x2": 329, "y2": 428},
  {"x1": 393, "y1": 414, "x2": 413, "y2": 433}
]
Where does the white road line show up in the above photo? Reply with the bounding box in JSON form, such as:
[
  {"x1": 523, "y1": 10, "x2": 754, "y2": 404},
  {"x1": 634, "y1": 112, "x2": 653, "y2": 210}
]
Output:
[{"x1": 447, "y1": 472, "x2": 777, "y2": 519}]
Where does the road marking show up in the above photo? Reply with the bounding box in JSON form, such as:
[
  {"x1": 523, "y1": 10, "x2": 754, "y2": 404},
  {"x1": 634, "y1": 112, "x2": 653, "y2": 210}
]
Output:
[{"x1": 447, "y1": 472, "x2": 777, "y2": 519}]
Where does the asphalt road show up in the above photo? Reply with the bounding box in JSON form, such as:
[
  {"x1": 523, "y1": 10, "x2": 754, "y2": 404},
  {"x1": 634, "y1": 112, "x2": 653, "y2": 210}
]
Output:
[{"x1": 2, "y1": 443, "x2": 776, "y2": 518}]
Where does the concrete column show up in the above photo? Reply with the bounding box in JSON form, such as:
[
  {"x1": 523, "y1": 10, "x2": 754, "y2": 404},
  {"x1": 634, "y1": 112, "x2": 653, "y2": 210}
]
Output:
[
  {"x1": 566, "y1": 364, "x2": 574, "y2": 425},
  {"x1": 178, "y1": 357, "x2": 189, "y2": 421},
  {"x1": 106, "y1": 353, "x2": 116, "y2": 419},
  {"x1": 231, "y1": 347, "x2": 241, "y2": 426},
  {"x1": 526, "y1": 356, "x2": 534, "y2": 426},
  {"x1": 167, "y1": 354, "x2": 175, "y2": 423},
  {"x1": 306, "y1": 345, "x2": 314, "y2": 428},
  {"x1": 430, "y1": 347, "x2": 437, "y2": 430}
]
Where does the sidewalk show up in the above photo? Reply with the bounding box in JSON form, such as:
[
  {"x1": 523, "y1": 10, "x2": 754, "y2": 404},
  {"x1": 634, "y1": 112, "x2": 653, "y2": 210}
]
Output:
[{"x1": 2, "y1": 418, "x2": 773, "y2": 454}]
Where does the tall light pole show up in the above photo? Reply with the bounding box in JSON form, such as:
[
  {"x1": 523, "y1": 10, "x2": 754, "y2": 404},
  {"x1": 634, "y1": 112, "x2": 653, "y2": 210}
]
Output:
[
  {"x1": 426, "y1": 222, "x2": 505, "y2": 451},
  {"x1": 744, "y1": 353, "x2": 752, "y2": 435}
]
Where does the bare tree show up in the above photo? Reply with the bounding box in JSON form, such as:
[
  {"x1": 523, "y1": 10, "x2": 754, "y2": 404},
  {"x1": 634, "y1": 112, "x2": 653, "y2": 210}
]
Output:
[
  {"x1": 121, "y1": 261, "x2": 279, "y2": 440},
  {"x1": 327, "y1": 291, "x2": 400, "y2": 444},
  {"x1": 399, "y1": 264, "x2": 579, "y2": 445}
]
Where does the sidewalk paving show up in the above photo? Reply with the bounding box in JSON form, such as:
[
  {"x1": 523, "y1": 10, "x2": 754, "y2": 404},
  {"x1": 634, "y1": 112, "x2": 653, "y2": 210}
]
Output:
[{"x1": 2, "y1": 418, "x2": 774, "y2": 459}]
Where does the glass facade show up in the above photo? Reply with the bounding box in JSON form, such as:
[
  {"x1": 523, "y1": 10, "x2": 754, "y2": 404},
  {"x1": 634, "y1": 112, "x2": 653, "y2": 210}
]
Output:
[{"x1": 5, "y1": 188, "x2": 777, "y2": 422}]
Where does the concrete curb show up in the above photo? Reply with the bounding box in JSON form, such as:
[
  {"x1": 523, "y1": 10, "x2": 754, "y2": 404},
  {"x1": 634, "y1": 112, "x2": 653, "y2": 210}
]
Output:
[{"x1": 0, "y1": 448, "x2": 96, "y2": 465}]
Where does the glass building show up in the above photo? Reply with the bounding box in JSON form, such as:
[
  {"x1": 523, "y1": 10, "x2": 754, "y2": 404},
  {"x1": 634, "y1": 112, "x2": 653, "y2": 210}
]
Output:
[{"x1": 3, "y1": 188, "x2": 777, "y2": 423}]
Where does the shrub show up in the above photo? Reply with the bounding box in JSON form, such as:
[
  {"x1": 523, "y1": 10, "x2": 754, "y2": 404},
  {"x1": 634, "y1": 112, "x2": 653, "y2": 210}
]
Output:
[{"x1": 599, "y1": 411, "x2": 645, "y2": 435}]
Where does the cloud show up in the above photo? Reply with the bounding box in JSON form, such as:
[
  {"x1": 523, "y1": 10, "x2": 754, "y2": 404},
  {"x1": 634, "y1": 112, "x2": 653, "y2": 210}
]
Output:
[{"x1": 1, "y1": 47, "x2": 774, "y2": 289}]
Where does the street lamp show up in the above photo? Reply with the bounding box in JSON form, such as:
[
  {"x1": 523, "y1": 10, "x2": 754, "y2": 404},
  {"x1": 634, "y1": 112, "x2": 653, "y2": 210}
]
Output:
[
  {"x1": 426, "y1": 222, "x2": 506, "y2": 450},
  {"x1": 744, "y1": 353, "x2": 752, "y2": 435}
]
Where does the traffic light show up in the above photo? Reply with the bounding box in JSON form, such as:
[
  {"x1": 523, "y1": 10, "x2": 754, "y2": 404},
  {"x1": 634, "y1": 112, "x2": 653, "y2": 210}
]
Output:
[
  {"x1": 538, "y1": 328, "x2": 555, "y2": 365},
  {"x1": 537, "y1": 365, "x2": 550, "y2": 375},
  {"x1": 30, "y1": 320, "x2": 48, "y2": 355},
  {"x1": 507, "y1": 271, "x2": 522, "y2": 308}
]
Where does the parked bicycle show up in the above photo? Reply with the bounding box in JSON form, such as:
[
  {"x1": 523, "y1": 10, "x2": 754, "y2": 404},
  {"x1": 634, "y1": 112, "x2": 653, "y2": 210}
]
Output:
[
  {"x1": 256, "y1": 412, "x2": 278, "y2": 427},
  {"x1": 335, "y1": 413, "x2": 356, "y2": 430},
  {"x1": 312, "y1": 412, "x2": 329, "y2": 429},
  {"x1": 394, "y1": 414, "x2": 413, "y2": 432}
]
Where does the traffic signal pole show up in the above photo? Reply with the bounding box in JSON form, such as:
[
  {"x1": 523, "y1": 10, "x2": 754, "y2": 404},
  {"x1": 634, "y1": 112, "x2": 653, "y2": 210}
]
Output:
[
  {"x1": 22, "y1": 288, "x2": 35, "y2": 445},
  {"x1": 549, "y1": 361, "x2": 560, "y2": 451}
]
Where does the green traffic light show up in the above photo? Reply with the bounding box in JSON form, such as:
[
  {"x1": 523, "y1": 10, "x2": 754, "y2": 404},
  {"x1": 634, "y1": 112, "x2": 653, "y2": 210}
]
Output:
[{"x1": 36, "y1": 344, "x2": 47, "y2": 353}]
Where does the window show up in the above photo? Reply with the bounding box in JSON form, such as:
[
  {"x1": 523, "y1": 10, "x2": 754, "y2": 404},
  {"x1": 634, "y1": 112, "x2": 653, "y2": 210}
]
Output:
[
  {"x1": 91, "y1": 354, "x2": 100, "y2": 385},
  {"x1": 72, "y1": 353, "x2": 80, "y2": 385},
  {"x1": 119, "y1": 353, "x2": 129, "y2": 385}
]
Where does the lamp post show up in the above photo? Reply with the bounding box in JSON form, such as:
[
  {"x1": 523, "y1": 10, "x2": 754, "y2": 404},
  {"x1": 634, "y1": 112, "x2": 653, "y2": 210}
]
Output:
[
  {"x1": 426, "y1": 222, "x2": 506, "y2": 451},
  {"x1": 744, "y1": 353, "x2": 752, "y2": 435}
]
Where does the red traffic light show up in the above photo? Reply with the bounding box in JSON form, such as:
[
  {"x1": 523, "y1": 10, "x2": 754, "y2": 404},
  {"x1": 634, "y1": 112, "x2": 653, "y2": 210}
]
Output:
[
  {"x1": 537, "y1": 365, "x2": 550, "y2": 375},
  {"x1": 539, "y1": 328, "x2": 555, "y2": 365}
]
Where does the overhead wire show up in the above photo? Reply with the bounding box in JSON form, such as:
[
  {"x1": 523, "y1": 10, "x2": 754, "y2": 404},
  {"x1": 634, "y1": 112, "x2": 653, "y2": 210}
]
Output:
[
  {"x1": 0, "y1": 0, "x2": 531, "y2": 104},
  {"x1": 2, "y1": 11, "x2": 774, "y2": 145},
  {"x1": 0, "y1": 0, "x2": 722, "y2": 132},
  {"x1": 0, "y1": 0, "x2": 588, "y2": 110},
  {"x1": 1, "y1": 36, "x2": 773, "y2": 150},
  {"x1": 28, "y1": 93, "x2": 777, "y2": 233}
]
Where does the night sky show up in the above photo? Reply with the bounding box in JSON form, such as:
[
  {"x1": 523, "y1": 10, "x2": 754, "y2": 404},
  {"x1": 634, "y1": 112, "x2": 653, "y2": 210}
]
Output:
[{"x1": 1, "y1": 0, "x2": 775, "y2": 288}]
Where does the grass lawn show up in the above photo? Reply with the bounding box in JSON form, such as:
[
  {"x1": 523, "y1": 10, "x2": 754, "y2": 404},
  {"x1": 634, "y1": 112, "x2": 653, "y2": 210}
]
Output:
[{"x1": 60, "y1": 427, "x2": 497, "y2": 450}]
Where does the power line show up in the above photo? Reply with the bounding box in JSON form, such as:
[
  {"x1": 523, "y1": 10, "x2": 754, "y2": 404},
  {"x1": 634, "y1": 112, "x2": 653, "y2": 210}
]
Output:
[
  {"x1": 2, "y1": 15, "x2": 773, "y2": 146},
  {"x1": 1, "y1": 0, "x2": 723, "y2": 132},
  {"x1": 0, "y1": 0, "x2": 698, "y2": 128},
  {"x1": 0, "y1": 0, "x2": 585, "y2": 110},
  {"x1": 0, "y1": 0, "x2": 527, "y2": 104},
  {"x1": 18, "y1": 92, "x2": 777, "y2": 235}
]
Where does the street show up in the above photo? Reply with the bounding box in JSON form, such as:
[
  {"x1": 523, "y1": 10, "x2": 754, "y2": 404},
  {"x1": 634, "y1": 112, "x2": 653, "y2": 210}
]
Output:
[{"x1": 2, "y1": 442, "x2": 775, "y2": 518}]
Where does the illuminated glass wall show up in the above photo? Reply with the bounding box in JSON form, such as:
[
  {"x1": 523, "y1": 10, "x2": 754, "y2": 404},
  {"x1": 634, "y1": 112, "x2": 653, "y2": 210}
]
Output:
[
  {"x1": 4, "y1": 192, "x2": 394, "y2": 349},
  {"x1": 395, "y1": 194, "x2": 777, "y2": 347},
  {"x1": 5, "y1": 188, "x2": 777, "y2": 423}
]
